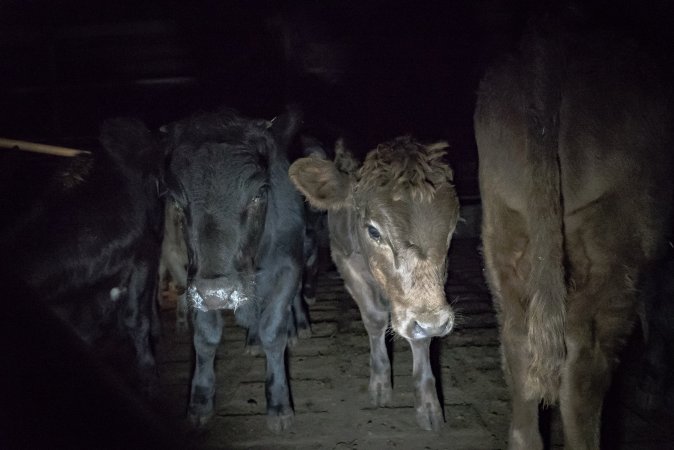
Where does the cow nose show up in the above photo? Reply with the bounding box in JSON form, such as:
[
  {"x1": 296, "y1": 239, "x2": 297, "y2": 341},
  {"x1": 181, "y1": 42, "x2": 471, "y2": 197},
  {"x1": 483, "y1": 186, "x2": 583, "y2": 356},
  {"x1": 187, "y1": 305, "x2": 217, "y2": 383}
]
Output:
[{"x1": 412, "y1": 317, "x2": 453, "y2": 339}]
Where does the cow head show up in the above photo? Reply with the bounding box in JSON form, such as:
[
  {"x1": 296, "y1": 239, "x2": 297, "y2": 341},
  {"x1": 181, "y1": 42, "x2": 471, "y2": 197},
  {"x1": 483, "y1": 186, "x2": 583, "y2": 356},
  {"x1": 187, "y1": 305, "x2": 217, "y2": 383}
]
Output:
[
  {"x1": 289, "y1": 136, "x2": 459, "y2": 340},
  {"x1": 163, "y1": 108, "x2": 301, "y2": 311}
]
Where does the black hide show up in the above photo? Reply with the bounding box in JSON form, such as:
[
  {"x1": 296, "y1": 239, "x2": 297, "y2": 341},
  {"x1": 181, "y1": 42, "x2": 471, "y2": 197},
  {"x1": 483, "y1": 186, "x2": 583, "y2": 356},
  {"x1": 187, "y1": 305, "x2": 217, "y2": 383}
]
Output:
[
  {"x1": 0, "y1": 118, "x2": 164, "y2": 389},
  {"x1": 163, "y1": 108, "x2": 306, "y2": 432}
]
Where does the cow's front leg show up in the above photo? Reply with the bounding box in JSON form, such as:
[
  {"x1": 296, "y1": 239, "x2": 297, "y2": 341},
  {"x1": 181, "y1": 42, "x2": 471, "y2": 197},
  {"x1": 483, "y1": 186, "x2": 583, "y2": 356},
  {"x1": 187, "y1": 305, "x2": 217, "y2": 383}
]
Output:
[
  {"x1": 257, "y1": 265, "x2": 300, "y2": 432},
  {"x1": 409, "y1": 337, "x2": 443, "y2": 431},
  {"x1": 188, "y1": 308, "x2": 223, "y2": 427},
  {"x1": 260, "y1": 322, "x2": 293, "y2": 432},
  {"x1": 362, "y1": 299, "x2": 393, "y2": 407},
  {"x1": 339, "y1": 259, "x2": 392, "y2": 407}
]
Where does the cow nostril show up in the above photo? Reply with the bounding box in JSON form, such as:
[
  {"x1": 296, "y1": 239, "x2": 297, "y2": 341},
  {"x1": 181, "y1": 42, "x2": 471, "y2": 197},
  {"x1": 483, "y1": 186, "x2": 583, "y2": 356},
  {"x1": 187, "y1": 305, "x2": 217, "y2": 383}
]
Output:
[
  {"x1": 201, "y1": 273, "x2": 227, "y2": 280},
  {"x1": 441, "y1": 318, "x2": 453, "y2": 334},
  {"x1": 412, "y1": 318, "x2": 453, "y2": 339},
  {"x1": 413, "y1": 321, "x2": 427, "y2": 338}
]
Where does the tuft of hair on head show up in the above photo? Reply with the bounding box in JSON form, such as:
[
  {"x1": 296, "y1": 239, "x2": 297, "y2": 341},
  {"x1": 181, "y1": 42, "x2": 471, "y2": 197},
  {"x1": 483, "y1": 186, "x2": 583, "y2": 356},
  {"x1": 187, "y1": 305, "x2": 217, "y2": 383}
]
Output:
[{"x1": 356, "y1": 136, "x2": 454, "y2": 202}]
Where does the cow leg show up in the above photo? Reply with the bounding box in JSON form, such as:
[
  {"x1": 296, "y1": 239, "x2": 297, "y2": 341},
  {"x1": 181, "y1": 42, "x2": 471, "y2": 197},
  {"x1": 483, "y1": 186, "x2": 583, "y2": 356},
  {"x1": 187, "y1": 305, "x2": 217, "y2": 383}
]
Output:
[
  {"x1": 257, "y1": 265, "x2": 300, "y2": 432},
  {"x1": 559, "y1": 269, "x2": 637, "y2": 449},
  {"x1": 409, "y1": 337, "x2": 443, "y2": 430},
  {"x1": 164, "y1": 250, "x2": 189, "y2": 334},
  {"x1": 292, "y1": 288, "x2": 311, "y2": 340},
  {"x1": 302, "y1": 230, "x2": 319, "y2": 305},
  {"x1": 501, "y1": 323, "x2": 542, "y2": 450},
  {"x1": 175, "y1": 290, "x2": 189, "y2": 334},
  {"x1": 482, "y1": 199, "x2": 542, "y2": 449},
  {"x1": 188, "y1": 308, "x2": 223, "y2": 427},
  {"x1": 124, "y1": 262, "x2": 158, "y2": 394},
  {"x1": 337, "y1": 256, "x2": 392, "y2": 407},
  {"x1": 361, "y1": 300, "x2": 392, "y2": 407}
]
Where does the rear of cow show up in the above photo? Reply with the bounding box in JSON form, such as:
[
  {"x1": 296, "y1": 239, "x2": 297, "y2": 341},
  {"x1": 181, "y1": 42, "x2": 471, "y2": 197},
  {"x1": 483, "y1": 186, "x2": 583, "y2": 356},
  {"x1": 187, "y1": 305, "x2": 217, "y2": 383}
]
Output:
[
  {"x1": 1, "y1": 119, "x2": 163, "y2": 389},
  {"x1": 289, "y1": 137, "x2": 460, "y2": 430},
  {"x1": 162, "y1": 108, "x2": 305, "y2": 431},
  {"x1": 475, "y1": 24, "x2": 674, "y2": 449}
]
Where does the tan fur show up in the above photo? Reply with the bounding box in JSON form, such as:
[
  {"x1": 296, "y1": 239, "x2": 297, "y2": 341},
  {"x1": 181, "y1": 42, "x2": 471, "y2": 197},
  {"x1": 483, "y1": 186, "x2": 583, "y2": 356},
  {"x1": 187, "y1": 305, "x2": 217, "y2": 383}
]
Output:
[
  {"x1": 289, "y1": 136, "x2": 460, "y2": 430},
  {"x1": 475, "y1": 27, "x2": 673, "y2": 448},
  {"x1": 356, "y1": 136, "x2": 453, "y2": 204},
  {"x1": 288, "y1": 155, "x2": 352, "y2": 211}
]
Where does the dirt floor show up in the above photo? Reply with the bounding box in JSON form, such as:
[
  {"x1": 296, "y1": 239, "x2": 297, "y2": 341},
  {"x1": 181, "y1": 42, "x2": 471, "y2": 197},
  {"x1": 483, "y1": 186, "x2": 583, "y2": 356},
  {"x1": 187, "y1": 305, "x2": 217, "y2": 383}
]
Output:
[{"x1": 152, "y1": 238, "x2": 674, "y2": 450}]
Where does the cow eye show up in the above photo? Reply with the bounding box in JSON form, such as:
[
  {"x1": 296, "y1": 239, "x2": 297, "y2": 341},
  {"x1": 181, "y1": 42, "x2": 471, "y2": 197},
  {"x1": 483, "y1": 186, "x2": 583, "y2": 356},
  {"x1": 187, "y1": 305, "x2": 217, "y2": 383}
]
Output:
[
  {"x1": 367, "y1": 225, "x2": 381, "y2": 241},
  {"x1": 250, "y1": 189, "x2": 267, "y2": 206}
]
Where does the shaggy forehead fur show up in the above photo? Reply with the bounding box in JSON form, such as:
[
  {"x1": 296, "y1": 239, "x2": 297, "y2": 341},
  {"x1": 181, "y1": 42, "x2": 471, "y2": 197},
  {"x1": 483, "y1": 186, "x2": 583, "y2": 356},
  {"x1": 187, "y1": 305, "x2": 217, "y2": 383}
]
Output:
[
  {"x1": 165, "y1": 108, "x2": 273, "y2": 152},
  {"x1": 355, "y1": 136, "x2": 453, "y2": 202}
]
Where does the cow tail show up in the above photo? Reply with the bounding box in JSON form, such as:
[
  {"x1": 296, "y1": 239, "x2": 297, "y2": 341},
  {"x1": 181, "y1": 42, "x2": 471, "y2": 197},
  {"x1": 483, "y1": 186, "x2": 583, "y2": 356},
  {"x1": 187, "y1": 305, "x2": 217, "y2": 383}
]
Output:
[{"x1": 522, "y1": 27, "x2": 567, "y2": 405}]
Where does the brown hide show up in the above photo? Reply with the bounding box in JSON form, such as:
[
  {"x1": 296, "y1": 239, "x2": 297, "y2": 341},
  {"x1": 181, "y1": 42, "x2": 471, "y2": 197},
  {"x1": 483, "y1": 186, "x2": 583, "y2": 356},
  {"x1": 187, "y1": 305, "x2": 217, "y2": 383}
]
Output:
[
  {"x1": 289, "y1": 136, "x2": 459, "y2": 339},
  {"x1": 289, "y1": 136, "x2": 460, "y2": 430},
  {"x1": 475, "y1": 28, "x2": 674, "y2": 449}
]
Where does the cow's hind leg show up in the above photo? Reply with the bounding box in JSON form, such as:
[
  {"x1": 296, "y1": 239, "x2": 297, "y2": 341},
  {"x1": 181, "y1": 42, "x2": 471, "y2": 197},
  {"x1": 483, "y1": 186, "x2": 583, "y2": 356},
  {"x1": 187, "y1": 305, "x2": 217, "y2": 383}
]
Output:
[
  {"x1": 482, "y1": 199, "x2": 542, "y2": 449},
  {"x1": 560, "y1": 267, "x2": 637, "y2": 449},
  {"x1": 291, "y1": 288, "x2": 311, "y2": 341},
  {"x1": 501, "y1": 318, "x2": 542, "y2": 450},
  {"x1": 124, "y1": 261, "x2": 159, "y2": 395},
  {"x1": 409, "y1": 337, "x2": 443, "y2": 431},
  {"x1": 175, "y1": 289, "x2": 188, "y2": 334},
  {"x1": 188, "y1": 309, "x2": 223, "y2": 427}
]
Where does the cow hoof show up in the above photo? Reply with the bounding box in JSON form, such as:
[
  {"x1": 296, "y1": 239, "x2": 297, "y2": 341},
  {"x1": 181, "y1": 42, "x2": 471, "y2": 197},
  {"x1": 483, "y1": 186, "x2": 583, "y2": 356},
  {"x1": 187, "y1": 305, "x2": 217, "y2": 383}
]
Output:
[
  {"x1": 369, "y1": 381, "x2": 392, "y2": 407},
  {"x1": 266, "y1": 410, "x2": 294, "y2": 432},
  {"x1": 187, "y1": 409, "x2": 214, "y2": 429},
  {"x1": 297, "y1": 326, "x2": 312, "y2": 339},
  {"x1": 175, "y1": 319, "x2": 189, "y2": 334},
  {"x1": 137, "y1": 364, "x2": 159, "y2": 398},
  {"x1": 244, "y1": 344, "x2": 263, "y2": 356},
  {"x1": 416, "y1": 402, "x2": 444, "y2": 431}
]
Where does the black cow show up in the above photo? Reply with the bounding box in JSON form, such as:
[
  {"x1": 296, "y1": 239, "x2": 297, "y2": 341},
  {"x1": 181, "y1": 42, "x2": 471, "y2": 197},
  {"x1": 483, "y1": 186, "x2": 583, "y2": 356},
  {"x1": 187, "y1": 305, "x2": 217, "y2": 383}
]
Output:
[
  {"x1": 162, "y1": 108, "x2": 305, "y2": 432},
  {"x1": 1, "y1": 119, "x2": 164, "y2": 389}
]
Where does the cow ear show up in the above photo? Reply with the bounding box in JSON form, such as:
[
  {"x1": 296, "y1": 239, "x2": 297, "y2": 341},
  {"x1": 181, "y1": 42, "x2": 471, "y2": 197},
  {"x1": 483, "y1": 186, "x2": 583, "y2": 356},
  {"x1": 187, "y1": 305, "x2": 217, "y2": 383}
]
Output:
[{"x1": 289, "y1": 156, "x2": 351, "y2": 211}]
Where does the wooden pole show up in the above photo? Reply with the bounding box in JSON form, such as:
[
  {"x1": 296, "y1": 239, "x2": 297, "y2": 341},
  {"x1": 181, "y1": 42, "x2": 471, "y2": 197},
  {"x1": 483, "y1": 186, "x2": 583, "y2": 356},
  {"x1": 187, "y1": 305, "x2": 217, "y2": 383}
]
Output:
[{"x1": 0, "y1": 138, "x2": 91, "y2": 157}]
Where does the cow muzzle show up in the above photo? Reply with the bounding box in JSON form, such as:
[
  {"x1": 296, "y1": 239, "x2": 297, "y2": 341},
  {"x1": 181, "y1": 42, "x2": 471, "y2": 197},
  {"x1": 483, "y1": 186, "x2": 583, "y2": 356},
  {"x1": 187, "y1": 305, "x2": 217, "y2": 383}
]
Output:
[
  {"x1": 188, "y1": 277, "x2": 251, "y2": 311},
  {"x1": 395, "y1": 307, "x2": 454, "y2": 341}
]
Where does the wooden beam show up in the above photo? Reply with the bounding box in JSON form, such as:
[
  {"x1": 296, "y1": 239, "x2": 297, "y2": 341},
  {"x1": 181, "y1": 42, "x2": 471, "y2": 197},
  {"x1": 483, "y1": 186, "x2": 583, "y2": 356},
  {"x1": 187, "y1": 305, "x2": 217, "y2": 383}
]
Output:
[{"x1": 0, "y1": 138, "x2": 91, "y2": 157}]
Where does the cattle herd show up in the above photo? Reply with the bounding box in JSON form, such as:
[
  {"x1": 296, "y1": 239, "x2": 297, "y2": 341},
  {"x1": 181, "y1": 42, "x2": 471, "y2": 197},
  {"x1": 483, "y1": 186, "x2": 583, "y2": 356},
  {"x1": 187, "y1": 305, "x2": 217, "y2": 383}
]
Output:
[{"x1": 1, "y1": 14, "x2": 673, "y2": 450}]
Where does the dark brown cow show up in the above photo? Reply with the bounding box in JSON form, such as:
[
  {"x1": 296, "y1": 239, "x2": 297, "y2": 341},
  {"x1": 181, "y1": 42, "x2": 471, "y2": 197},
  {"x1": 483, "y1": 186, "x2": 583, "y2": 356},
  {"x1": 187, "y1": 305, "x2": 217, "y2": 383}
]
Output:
[
  {"x1": 474, "y1": 25, "x2": 674, "y2": 449},
  {"x1": 289, "y1": 136, "x2": 460, "y2": 430}
]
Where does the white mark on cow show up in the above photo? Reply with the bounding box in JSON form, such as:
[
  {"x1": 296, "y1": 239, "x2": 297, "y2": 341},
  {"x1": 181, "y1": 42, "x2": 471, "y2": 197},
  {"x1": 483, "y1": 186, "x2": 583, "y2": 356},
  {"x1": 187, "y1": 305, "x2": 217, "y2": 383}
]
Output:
[
  {"x1": 187, "y1": 284, "x2": 248, "y2": 312},
  {"x1": 109, "y1": 287, "x2": 125, "y2": 301}
]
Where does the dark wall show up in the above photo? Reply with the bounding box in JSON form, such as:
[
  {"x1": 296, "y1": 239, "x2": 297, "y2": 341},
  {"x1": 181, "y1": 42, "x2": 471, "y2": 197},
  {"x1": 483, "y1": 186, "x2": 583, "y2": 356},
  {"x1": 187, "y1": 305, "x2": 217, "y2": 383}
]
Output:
[{"x1": 0, "y1": 1, "x2": 671, "y2": 192}]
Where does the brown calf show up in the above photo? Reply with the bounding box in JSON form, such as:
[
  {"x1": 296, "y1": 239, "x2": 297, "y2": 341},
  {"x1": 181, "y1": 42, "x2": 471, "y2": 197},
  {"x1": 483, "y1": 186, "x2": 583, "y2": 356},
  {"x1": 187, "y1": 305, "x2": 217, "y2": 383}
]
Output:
[{"x1": 289, "y1": 136, "x2": 460, "y2": 430}]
